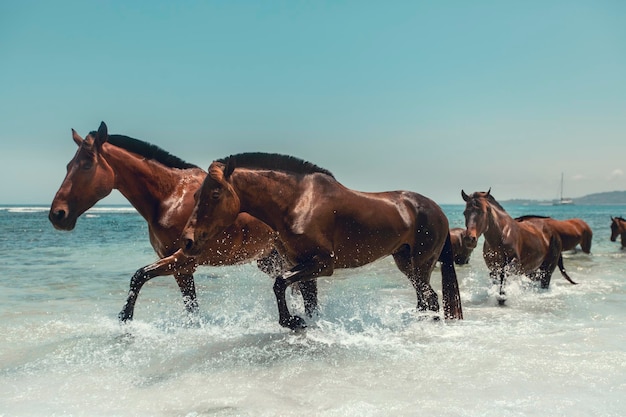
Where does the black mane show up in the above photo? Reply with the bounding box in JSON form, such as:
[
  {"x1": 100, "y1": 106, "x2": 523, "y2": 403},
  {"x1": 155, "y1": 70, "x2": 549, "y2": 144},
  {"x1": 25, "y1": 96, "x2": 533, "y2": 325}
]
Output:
[
  {"x1": 94, "y1": 132, "x2": 199, "y2": 170},
  {"x1": 515, "y1": 215, "x2": 552, "y2": 222},
  {"x1": 484, "y1": 193, "x2": 507, "y2": 212},
  {"x1": 217, "y1": 152, "x2": 335, "y2": 179}
]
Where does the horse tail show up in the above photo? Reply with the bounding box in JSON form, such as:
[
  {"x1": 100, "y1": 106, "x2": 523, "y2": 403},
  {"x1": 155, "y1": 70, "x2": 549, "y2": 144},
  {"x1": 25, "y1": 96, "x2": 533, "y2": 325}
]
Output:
[
  {"x1": 440, "y1": 232, "x2": 463, "y2": 319},
  {"x1": 557, "y1": 254, "x2": 577, "y2": 285}
]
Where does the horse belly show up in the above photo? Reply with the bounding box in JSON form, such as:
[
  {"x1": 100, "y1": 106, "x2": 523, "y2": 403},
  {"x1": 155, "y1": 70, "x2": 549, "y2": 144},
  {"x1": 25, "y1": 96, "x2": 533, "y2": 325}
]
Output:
[
  {"x1": 516, "y1": 243, "x2": 549, "y2": 273},
  {"x1": 332, "y1": 225, "x2": 406, "y2": 268}
]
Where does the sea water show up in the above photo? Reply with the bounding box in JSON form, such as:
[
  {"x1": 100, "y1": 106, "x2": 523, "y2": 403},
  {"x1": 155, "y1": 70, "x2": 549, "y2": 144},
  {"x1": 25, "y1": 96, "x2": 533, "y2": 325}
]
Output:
[{"x1": 1, "y1": 204, "x2": 625, "y2": 417}]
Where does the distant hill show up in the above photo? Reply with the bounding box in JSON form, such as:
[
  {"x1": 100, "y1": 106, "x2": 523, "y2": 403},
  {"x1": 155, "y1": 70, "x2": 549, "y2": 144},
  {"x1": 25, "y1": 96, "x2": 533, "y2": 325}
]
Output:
[
  {"x1": 574, "y1": 191, "x2": 626, "y2": 205},
  {"x1": 502, "y1": 191, "x2": 626, "y2": 206}
]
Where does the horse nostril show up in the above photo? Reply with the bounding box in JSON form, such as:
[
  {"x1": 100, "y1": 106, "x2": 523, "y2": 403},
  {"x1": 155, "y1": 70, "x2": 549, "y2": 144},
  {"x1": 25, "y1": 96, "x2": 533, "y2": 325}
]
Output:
[
  {"x1": 50, "y1": 209, "x2": 66, "y2": 222},
  {"x1": 184, "y1": 238, "x2": 194, "y2": 252}
]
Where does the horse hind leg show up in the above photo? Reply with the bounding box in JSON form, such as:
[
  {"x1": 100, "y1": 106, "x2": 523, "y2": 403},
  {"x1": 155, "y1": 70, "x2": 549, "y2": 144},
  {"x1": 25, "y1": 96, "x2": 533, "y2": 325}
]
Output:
[
  {"x1": 581, "y1": 230, "x2": 593, "y2": 254},
  {"x1": 392, "y1": 246, "x2": 439, "y2": 316},
  {"x1": 538, "y1": 236, "x2": 563, "y2": 289}
]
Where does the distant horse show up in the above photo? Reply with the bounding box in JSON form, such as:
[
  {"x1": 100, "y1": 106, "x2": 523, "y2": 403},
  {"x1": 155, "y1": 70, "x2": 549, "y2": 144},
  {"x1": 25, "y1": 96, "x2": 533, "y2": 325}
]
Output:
[
  {"x1": 449, "y1": 228, "x2": 474, "y2": 265},
  {"x1": 610, "y1": 216, "x2": 626, "y2": 248},
  {"x1": 515, "y1": 216, "x2": 592, "y2": 254},
  {"x1": 462, "y1": 190, "x2": 576, "y2": 305},
  {"x1": 49, "y1": 122, "x2": 316, "y2": 321},
  {"x1": 182, "y1": 153, "x2": 463, "y2": 330}
]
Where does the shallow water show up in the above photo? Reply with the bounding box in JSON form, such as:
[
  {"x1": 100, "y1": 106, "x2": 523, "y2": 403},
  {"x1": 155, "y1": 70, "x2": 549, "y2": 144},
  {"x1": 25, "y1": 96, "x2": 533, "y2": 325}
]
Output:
[{"x1": 1, "y1": 204, "x2": 625, "y2": 416}]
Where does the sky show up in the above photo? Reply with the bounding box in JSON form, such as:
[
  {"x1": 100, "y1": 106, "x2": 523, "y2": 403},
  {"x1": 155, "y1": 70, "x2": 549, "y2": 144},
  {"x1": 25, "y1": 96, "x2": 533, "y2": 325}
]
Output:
[{"x1": 1, "y1": 1, "x2": 625, "y2": 205}]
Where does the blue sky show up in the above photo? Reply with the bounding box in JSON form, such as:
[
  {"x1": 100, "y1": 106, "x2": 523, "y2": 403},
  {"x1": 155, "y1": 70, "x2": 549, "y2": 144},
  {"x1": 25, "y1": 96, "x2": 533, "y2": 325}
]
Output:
[{"x1": 1, "y1": 1, "x2": 625, "y2": 205}]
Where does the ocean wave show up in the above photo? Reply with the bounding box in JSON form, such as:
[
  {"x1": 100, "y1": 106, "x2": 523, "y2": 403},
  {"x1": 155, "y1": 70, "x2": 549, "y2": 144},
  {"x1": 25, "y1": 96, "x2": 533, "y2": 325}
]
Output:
[
  {"x1": 1, "y1": 206, "x2": 137, "y2": 214},
  {"x1": 1, "y1": 206, "x2": 50, "y2": 213}
]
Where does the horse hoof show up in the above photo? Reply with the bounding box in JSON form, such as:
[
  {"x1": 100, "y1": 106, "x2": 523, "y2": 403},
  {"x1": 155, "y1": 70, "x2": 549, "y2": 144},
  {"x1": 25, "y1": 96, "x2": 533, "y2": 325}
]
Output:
[
  {"x1": 118, "y1": 311, "x2": 132, "y2": 323},
  {"x1": 282, "y1": 315, "x2": 307, "y2": 331}
]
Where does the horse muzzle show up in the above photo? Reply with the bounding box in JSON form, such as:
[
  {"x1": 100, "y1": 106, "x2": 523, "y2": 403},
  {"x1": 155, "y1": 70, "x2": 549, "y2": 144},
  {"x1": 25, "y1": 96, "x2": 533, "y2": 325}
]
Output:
[
  {"x1": 463, "y1": 234, "x2": 478, "y2": 249},
  {"x1": 48, "y1": 207, "x2": 77, "y2": 231}
]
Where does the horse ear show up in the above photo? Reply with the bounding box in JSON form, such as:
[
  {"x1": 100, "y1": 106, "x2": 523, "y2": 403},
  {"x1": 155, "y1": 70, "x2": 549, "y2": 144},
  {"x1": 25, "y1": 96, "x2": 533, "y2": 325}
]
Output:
[
  {"x1": 208, "y1": 161, "x2": 225, "y2": 182},
  {"x1": 461, "y1": 190, "x2": 470, "y2": 202},
  {"x1": 72, "y1": 129, "x2": 83, "y2": 146},
  {"x1": 486, "y1": 187, "x2": 491, "y2": 197},
  {"x1": 224, "y1": 158, "x2": 235, "y2": 179},
  {"x1": 95, "y1": 121, "x2": 109, "y2": 148}
]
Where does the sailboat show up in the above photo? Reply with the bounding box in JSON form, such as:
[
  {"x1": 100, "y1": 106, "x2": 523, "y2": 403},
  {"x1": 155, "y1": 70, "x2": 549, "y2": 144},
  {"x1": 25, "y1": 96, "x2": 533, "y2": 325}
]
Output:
[{"x1": 554, "y1": 172, "x2": 574, "y2": 205}]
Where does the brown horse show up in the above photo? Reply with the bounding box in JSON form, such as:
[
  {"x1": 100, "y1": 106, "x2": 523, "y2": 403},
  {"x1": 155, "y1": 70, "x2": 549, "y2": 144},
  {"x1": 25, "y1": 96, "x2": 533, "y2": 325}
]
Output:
[
  {"x1": 49, "y1": 122, "x2": 315, "y2": 321},
  {"x1": 610, "y1": 216, "x2": 626, "y2": 248},
  {"x1": 462, "y1": 190, "x2": 576, "y2": 305},
  {"x1": 515, "y1": 216, "x2": 592, "y2": 254},
  {"x1": 449, "y1": 228, "x2": 474, "y2": 265},
  {"x1": 181, "y1": 153, "x2": 463, "y2": 330}
]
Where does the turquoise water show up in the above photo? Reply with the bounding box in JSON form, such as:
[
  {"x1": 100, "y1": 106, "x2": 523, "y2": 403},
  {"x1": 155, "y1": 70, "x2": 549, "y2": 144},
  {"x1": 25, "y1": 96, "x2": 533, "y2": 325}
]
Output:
[{"x1": 1, "y1": 204, "x2": 625, "y2": 416}]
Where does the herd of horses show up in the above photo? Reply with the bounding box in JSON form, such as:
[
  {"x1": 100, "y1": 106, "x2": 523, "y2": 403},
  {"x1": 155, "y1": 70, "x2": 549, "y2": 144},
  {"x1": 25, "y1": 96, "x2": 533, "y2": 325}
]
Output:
[{"x1": 48, "y1": 122, "x2": 621, "y2": 330}]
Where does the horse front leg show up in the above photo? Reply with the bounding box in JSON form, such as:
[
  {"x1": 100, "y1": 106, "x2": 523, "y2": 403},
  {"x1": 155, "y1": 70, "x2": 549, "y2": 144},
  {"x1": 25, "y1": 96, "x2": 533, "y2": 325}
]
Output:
[
  {"x1": 496, "y1": 270, "x2": 507, "y2": 305},
  {"x1": 298, "y1": 280, "x2": 318, "y2": 317},
  {"x1": 174, "y1": 273, "x2": 198, "y2": 314},
  {"x1": 257, "y1": 248, "x2": 318, "y2": 316},
  {"x1": 273, "y1": 254, "x2": 333, "y2": 331},
  {"x1": 119, "y1": 250, "x2": 197, "y2": 321},
  {"x1": 119, "y1": 266, "x2": 151, "y2": 322},
  {"x1": 273, "y1": 277, "x2": 307, "y2": 330}
]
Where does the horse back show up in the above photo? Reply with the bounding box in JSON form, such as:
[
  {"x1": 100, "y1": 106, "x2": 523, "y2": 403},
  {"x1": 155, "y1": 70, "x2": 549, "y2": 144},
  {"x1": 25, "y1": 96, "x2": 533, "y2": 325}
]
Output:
[{"x1": 314, "y1": 187, "x2": 448, "y2": 267}]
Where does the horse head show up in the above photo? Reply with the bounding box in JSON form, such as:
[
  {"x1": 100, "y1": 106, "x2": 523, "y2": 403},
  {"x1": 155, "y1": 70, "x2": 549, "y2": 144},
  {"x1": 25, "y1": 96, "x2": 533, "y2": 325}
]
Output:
[
  {"x1": 461, "y1": 188, "x2": 492, "y2": 248},
  {"x1": 182, "y1": 160, "x2": 241, "y2": 256},
  {"x1": 49, "y1": 121, "x2": 115, "y2": 230},
  {"x1": 610, "y1": 216, "x2": 623, "y2": 242}
]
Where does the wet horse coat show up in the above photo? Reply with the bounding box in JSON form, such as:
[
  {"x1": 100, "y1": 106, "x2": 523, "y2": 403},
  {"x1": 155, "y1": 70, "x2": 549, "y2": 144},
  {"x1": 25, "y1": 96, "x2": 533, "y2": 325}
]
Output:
[
  {"x1": 462, "y1": 190, "x2": 576, "y2": 304},
  {"x1": 516, "y1": 216, "x2": 592, "y2": 254},
  {"x1": 449, "y1": 227, "x2": 474, "y2": 265},
  {"x1": 49, "y1": 122, "x2": 311, "y2": 321},
  {"x1": 182, "y1": 153, "x2": 463, "y2": 329}
]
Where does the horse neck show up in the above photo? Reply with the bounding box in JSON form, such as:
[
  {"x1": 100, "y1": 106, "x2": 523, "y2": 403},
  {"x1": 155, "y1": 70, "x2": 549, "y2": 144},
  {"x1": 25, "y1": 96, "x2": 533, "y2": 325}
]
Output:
[
  {"x1": 483, "y1": 202, "x2": 516, "y2": 245},
  {"x1": 100, "y1": 143, "x2": 187, "y2": 220},
  {"x1": 230, "y1": 169, "x2": 300, "y2": 232}
]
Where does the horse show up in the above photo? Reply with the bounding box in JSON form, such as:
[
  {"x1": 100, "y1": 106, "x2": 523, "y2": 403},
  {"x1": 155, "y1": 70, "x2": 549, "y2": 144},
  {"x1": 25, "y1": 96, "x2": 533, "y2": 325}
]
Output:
[
  {"x1": 181, "y1": 152, "x2": 463, "y2": 330},
  {"x1": 610, "y1": 216, "x2": 626, "y2": 248},
  {"x1": 49, "y1": 122, "x2": 317, "y2": 321},
  {"x1": 515, "y1": 216, "x2": 593, "y2": 254},
  {"x1": 449, "y1": 228, "x2": 474, "y2": 265},
  {"x1": 461, "y1": 190, "x2": 576, "y2": 305}
]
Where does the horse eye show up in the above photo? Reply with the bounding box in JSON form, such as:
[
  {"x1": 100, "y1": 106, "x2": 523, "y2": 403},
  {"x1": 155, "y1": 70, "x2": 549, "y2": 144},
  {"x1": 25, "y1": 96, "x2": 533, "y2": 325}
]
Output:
[
  {"x1": 81, "y1": 161, "x2": 93, "y2": 170},
  {"x1": 211, "y1": 190, "x2": 220, "y2": 200}
]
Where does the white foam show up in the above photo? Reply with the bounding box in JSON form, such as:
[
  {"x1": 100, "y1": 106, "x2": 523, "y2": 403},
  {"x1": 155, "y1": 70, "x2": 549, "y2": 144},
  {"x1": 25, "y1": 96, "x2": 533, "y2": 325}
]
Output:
[{"x1": 0, "y1": 205, "x2": 137, "y2": 214}]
